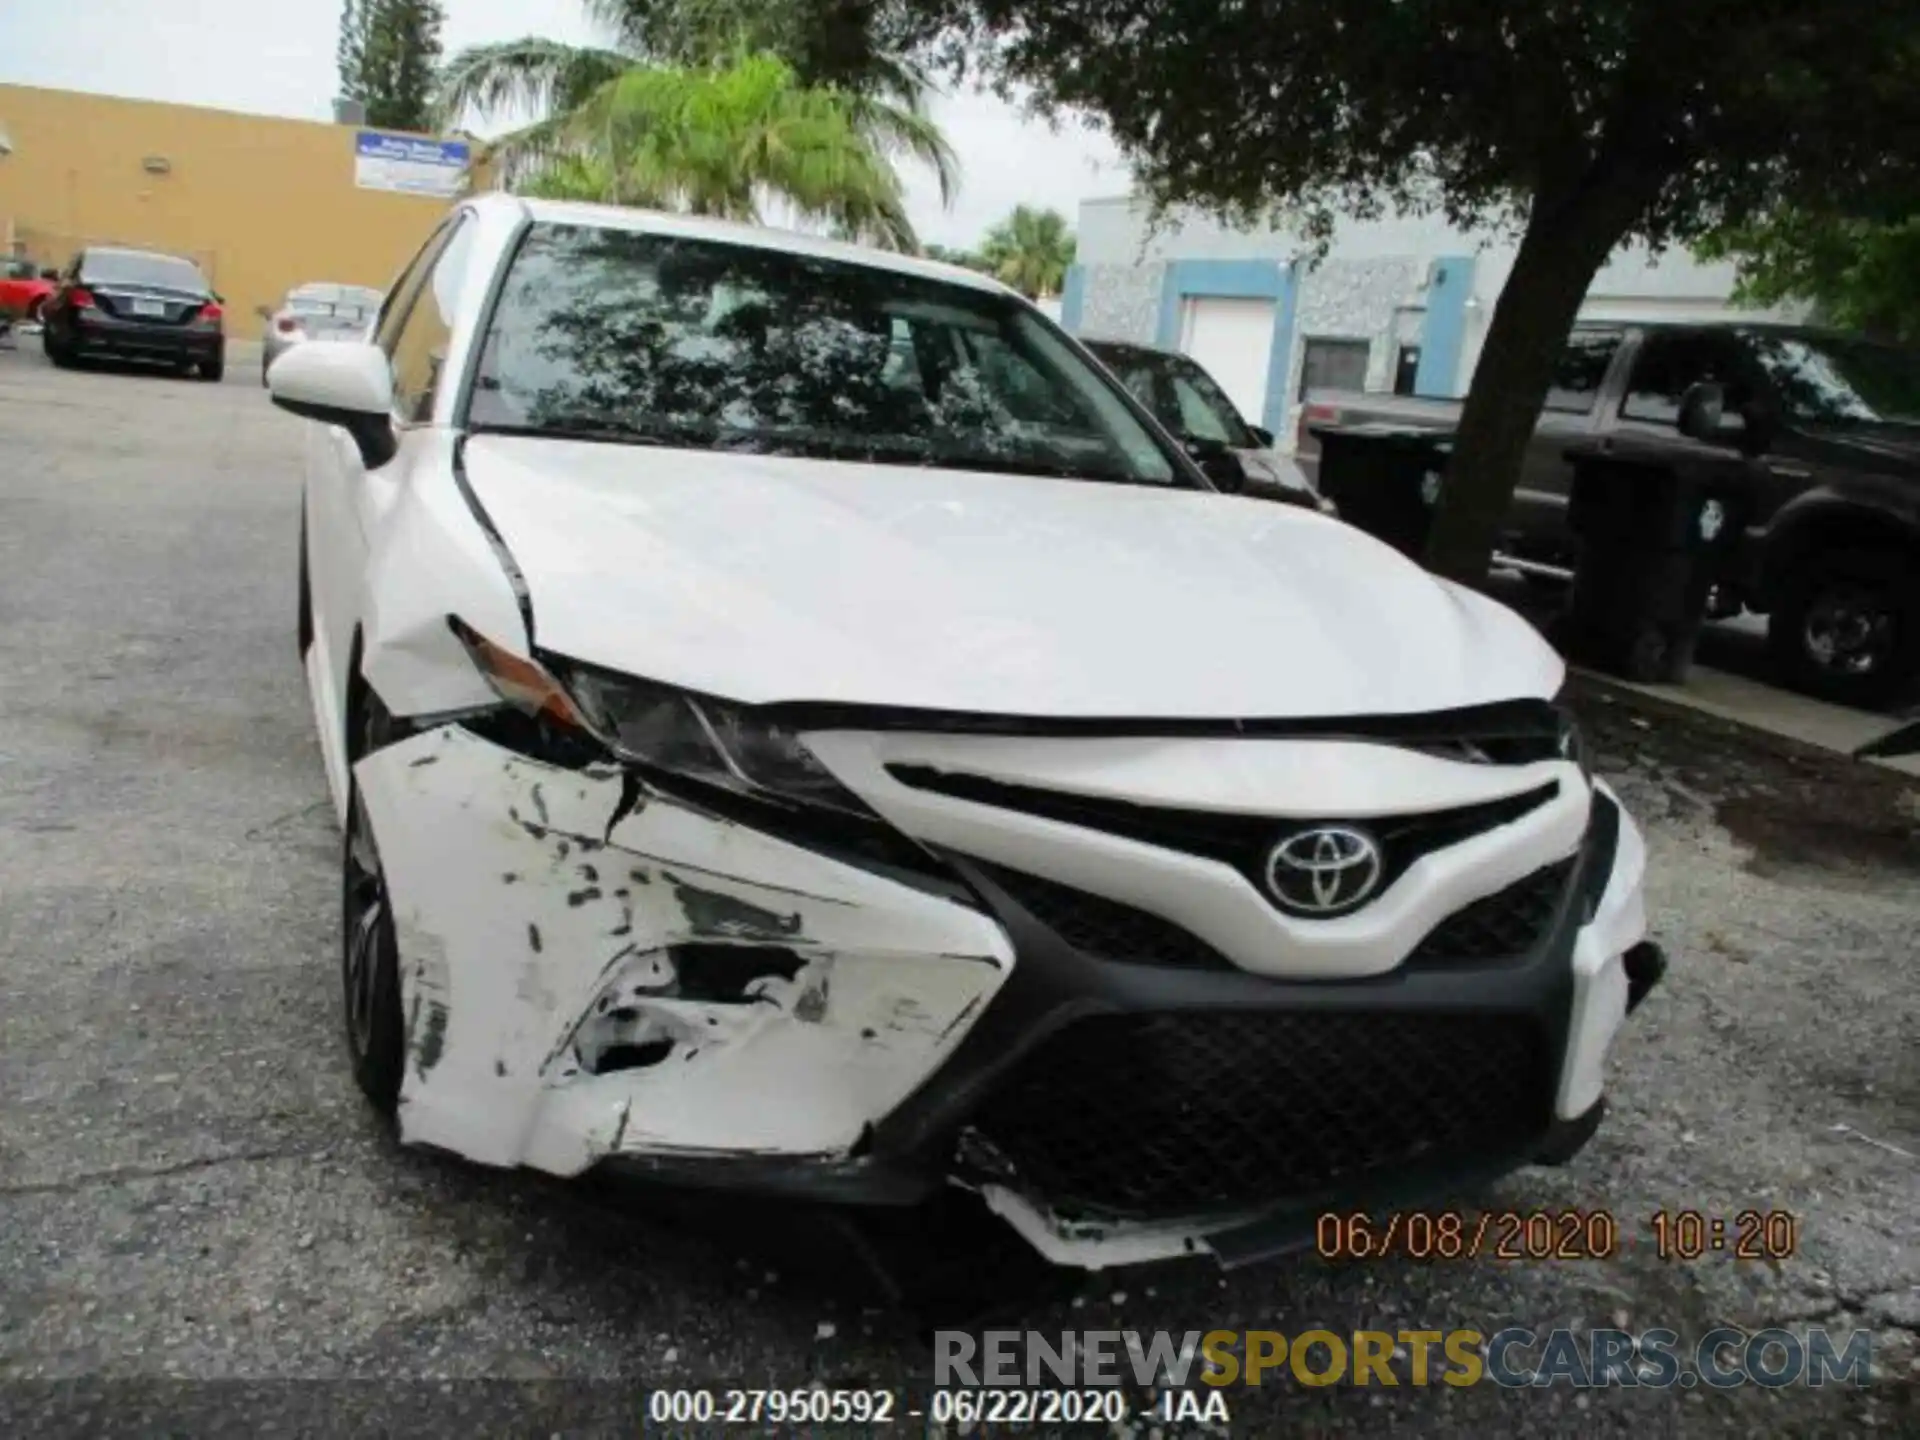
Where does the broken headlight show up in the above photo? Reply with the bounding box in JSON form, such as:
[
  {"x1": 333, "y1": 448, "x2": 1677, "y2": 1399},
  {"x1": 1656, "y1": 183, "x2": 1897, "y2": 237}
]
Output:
[
  {"x1": 564, "y1": 665, "x2": 878, "y2": 818},
  {"x1": 449, "y1": 616, "x2": 877, "y2": 819}
]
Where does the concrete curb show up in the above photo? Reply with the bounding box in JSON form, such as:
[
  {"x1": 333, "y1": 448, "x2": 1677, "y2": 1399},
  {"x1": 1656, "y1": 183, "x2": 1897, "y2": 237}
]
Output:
[{"x1": 1568, "y1": 663, "x2": 1920, "y2": 782}]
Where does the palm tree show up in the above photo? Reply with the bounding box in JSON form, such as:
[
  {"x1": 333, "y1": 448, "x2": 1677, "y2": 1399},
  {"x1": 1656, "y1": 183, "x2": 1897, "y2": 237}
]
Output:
[
  {"x1": 921, "y1": 242, "x2": 989, "y2": 272},
  {"x1": 513, "y1": 53, "x2": 917, "y2": 248},
  {"x1": 436, "y1": 0, "x2": 958, "y2": 238},
  {"x1": 979, "y1": 206, "x2": 1076, "y2": 299}
]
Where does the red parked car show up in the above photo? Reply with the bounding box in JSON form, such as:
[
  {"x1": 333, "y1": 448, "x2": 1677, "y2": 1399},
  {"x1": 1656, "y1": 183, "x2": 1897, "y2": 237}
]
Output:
[{"x1": 0, "y1": 257, "x2": 58, "y2": 322}]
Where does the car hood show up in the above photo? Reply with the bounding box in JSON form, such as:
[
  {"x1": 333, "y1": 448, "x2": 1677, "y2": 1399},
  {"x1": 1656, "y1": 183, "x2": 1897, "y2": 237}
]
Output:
[{"x1": 459, "y1": 437, "x2": 1561, "y2": 718}]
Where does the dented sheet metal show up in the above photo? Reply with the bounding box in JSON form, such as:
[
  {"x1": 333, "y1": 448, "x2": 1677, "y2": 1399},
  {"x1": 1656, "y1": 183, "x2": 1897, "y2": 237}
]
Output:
[{"x1": 355, "y1": 724, "x2": 1013, "y2": 1176}]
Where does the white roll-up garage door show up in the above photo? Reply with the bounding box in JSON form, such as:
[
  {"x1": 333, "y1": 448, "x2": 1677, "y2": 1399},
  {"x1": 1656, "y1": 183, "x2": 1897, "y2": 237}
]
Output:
[{"x1": 1178, "y1": 296, "x2": 1276, "y2": 426}]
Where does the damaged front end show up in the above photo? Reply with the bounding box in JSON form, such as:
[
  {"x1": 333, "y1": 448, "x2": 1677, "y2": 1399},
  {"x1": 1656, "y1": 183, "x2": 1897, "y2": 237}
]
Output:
[
  {"x1": 350, "y1": 617, "x2": 1654, "y2": 1274},
  {"x1": 357, "y1": 722, "x2": 1013, "y2": 1178}
]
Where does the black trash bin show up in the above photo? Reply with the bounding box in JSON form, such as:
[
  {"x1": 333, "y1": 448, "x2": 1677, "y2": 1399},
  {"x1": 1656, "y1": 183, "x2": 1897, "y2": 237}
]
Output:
[
  {"x1": 1309, "y1": 423, "x2": 1454, "y2": 561},
  {"x1": 1552, "y1": 445, "x2": 1755, "y2": 684}
]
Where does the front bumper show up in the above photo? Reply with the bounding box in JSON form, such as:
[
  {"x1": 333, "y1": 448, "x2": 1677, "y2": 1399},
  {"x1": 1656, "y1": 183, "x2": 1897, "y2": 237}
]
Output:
[{"x1": 356, "y1": 723, "x2": 1654, "y2": 1268}]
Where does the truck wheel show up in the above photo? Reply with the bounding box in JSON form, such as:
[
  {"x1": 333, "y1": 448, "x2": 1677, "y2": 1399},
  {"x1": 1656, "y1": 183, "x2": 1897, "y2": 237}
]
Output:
[{"x1": 1767, "y1": 549, "x2": 1920, "y2": 707}]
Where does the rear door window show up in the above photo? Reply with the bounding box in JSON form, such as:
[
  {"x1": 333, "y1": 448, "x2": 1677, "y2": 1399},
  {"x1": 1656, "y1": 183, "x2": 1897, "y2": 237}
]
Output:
[
  {"x1": 1620, "y1": 331, "x2": 1754, "y2": 424},
  {"x1": 1543, "y1": 330, "x2": 1622, "y2": 413}
]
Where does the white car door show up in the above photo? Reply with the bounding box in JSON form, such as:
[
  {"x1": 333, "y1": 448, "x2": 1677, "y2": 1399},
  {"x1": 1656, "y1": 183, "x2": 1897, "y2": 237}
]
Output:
[{"x1": 304, "y1": 215, "x2": 472, "y2": 816}]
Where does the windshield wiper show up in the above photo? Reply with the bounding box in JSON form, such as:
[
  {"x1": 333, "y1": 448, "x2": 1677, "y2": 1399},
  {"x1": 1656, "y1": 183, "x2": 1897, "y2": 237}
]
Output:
[
  {"x1": 923, "y1": 453, "x2": 1169, "y2": 487},
  {"x1": 466, "y1": 416, "x2": 681, "y2": 448}
]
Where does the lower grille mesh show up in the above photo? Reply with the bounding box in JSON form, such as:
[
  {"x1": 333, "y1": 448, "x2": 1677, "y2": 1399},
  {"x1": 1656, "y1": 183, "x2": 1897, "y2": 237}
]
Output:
[
  {"x1": 1410, "y1": 860, "x2": 1576, "y2": 963},
  {"x1": 964, "y1": 1010, "x2": 1553, "y2": 1220},
  {"x1": 978, "y1": 864, "x2": 1233, "y2": 971}
]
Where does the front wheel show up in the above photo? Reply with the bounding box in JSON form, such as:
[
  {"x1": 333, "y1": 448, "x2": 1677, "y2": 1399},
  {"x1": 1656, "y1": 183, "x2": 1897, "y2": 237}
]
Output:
[
  {"x1": 1767, "y1": 549, "x2": 1920, "y2": 707},
  {"x1": 199, "y1": 356, "x2": 225, "y2": 382},
  {"x1": 342, "y1": 696, "x2": 406, "y2": 1116}
]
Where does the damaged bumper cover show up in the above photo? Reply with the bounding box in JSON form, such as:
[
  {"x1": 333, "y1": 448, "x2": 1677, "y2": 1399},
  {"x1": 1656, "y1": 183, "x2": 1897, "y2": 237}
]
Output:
[
  {"x1": 358, "y1": 724, "x2": 1654, "y2": 1270},
  {"x1": 356, "y1": 724, "x2": 1013, "y2": 1177}
]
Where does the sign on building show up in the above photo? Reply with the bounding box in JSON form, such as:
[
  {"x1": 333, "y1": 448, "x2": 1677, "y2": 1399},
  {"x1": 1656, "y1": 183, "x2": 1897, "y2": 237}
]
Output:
[{"x1": 354, "y1": 131, "x2": 470, "y2": 198}]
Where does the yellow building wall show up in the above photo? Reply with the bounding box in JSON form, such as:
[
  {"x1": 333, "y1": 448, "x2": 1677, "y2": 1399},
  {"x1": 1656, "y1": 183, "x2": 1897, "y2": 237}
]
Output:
[{"x1": 0, "y1": 84, "x2": 487, "y2": 328}]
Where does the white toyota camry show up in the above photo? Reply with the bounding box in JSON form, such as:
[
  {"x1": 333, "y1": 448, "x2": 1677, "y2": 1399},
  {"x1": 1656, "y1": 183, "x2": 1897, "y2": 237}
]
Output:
[{"x1": 269, "y1": 192, "x2": 1663, "y2": 1270}]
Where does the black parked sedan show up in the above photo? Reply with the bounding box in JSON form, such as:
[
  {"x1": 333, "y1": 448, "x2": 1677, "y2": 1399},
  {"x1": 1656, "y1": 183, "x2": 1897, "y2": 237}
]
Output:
[
  {"x1": 41, "y1": 247, "x2": 226, "y2": 381},
  {"x1": 1084, "y1": 337, "x2": 1328, "y2": 510}
]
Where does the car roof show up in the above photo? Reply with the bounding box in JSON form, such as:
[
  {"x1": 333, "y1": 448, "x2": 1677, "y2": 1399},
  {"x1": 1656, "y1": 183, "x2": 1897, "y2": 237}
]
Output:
[
  {"x1": 467, "y1": 192, "x2": 1021, "y2": 300},
  {"x1": 83, "y1": 245, "x2": 199, "y2": 268}
]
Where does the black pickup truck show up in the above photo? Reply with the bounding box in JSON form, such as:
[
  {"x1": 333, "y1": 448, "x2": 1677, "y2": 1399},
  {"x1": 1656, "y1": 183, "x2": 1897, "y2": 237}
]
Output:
[{"x1": 1294, "y1": 322, "x2": 1920, "y2": 706}]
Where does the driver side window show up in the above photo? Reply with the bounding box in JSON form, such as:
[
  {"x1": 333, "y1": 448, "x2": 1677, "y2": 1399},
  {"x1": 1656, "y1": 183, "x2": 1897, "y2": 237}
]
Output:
[
  {"x1": 378, "y1": 216, "x2": 475, "y2": 423},
  {"x1": 1171, "y1": 374, "x2": 1235, "y2": 443}
]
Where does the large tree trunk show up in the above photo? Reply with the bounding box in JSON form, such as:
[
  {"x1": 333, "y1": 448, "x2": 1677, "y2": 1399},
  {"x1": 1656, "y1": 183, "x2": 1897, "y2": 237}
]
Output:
[{"x1": 1423, "y1": 171, "x2": 1665, "y2": 583}]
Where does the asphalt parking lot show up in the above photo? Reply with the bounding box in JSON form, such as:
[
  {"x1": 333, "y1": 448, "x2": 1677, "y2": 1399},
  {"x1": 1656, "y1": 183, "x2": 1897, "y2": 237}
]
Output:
[{"x1": 0, "y1": 340, "x2": 1915, "y2": 1435}]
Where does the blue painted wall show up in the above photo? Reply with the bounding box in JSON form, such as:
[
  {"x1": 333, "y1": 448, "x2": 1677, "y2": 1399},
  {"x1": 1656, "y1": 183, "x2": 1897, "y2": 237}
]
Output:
[
  {"x1": 1154, "y1": 259, "x2": 1284, "y2": 348},
  {"x1": 1260, "y1": 268, "x2": 1300, "y2": 436},
  {"x1": 1413, "y1": 255, "x2": 1475, "y2": 397},
  {"x1": 1059, "y1": 264, "x2": 1086, "y2": 333},
  {"x1": 1154, "y1": 258, "x2": 1303, "y2": 438}
]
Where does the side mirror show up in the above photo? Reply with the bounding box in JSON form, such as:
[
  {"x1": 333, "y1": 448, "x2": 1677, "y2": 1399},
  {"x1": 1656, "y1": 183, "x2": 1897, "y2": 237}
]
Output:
[
  {"x1": 1184, "y1": 437, "x2": 1247, "y2": 493},
  {"x1": 269, "y1": 342, "x2": 398, "y2": 468},
  {"x1": 1246, "y1": 424, "x2": 1275, "y2": 448},
  {"x1": 1675, "y1": 382, "x2": 1726, "y2": 442}
]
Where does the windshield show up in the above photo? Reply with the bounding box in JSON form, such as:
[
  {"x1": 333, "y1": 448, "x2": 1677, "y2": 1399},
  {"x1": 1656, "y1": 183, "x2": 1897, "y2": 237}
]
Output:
[
  {"x1": 1096, "y1": 345, "x2": 1258, "y2": 448},
  {"x1": 468, "y1": 224, "x2": 1181, "y2": 486},
  {"x1": 82, "y1": 250, "x2": 207, "y2": 292},
  {"x1": 1746, "y1": 332, "x2": 1920, "y2": 428}
]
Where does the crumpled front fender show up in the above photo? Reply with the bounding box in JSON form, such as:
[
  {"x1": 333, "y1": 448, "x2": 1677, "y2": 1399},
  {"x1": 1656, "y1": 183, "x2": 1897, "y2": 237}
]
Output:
[{"x1": 355, "y1": 724, "x2": 1014, "y2": 1176}]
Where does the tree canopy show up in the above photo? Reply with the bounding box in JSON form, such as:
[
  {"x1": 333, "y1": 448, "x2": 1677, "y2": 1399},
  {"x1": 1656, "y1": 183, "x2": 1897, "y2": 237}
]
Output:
[
  {"x1": 337, "y1": 0, "x2": 445, "y2": 133},
  {"x1": 514, "y1": 53, "x2": 922, "y2": 249},
  {"x1": 436, "y1": 0, "x2": 959, "y2": 224},
  {"x1": 1701, "y1": 209, "x2": 1920, "y2": 345},
  {"x1": 889, "y1": 0, "x2": 1920, "y2": 577}
]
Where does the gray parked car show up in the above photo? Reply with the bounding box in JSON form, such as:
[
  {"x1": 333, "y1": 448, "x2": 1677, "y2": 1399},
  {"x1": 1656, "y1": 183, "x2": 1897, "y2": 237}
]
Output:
[{"x1": 259, "y1": 283, "x2": 383, "y2": 384}]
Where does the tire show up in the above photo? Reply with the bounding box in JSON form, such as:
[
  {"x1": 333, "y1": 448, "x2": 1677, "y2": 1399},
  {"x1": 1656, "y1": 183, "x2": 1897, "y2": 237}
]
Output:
[
  {"x1": 1766, "y1": 548, "x2": 1920, "y2": 707},
  {"x1": 43, "y1": 327, "x2": 72, "y2": 368},
  {"x1": 26, "y1": 297, "x2": 46, "y2": 324},
  {"x1": 341, "y1": 691, "x2": 406, "y2": 1117},
  {"x1": 199, "y1": 357, "x2": 225, "y2": 382}
]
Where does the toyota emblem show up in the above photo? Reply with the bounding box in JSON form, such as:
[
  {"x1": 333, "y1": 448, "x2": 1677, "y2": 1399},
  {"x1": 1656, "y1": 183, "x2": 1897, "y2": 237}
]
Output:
[{"x1": 1265, "y1": 825, "x2": 1385, "y2": 915}]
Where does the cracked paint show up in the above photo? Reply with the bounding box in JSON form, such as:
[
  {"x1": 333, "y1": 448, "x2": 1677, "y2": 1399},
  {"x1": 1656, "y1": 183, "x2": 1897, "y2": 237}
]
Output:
[
  {"x1": 353, "y1": 724, "x2": 1015, "y2": 1175},
  {"x1": 666, "y1": 875, "x2": 805, "y2": 941}
]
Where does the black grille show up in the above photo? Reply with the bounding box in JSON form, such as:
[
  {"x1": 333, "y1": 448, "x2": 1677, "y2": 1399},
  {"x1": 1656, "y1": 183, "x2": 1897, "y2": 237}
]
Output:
[
  {"x1": 978, "y1": 864, "x2": 1233, "y2": 971},
  {"x1": 964, "y1": 1011, "x2": 1553, "y2": 1220},
  {"x1": 1409, "y1": 860, "x2": 1576, "y2": 964}
]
